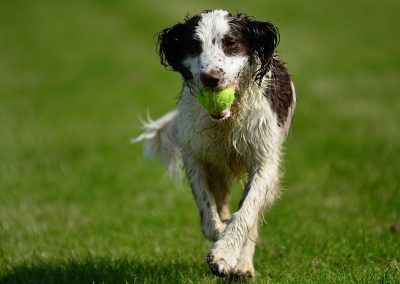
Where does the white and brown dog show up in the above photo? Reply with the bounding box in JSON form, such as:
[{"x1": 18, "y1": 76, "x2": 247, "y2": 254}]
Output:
[{"x1": 134, "y1": 9, "x2": 296, "y2": 278}]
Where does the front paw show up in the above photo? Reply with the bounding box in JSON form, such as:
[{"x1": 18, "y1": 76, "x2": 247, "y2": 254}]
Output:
[
  {"x1": 232, "y1": 260, "x2": 255, "y2": 278},
  {"x1": 206, "y1": 241, "x2": 240, "y2": 277},
  {"x1": 207, "y1": 252, "x2": 234, "y2": 277}
]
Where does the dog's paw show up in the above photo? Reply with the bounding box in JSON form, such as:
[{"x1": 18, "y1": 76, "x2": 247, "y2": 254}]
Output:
[
  {"x1": 232, "y1": 260, "x2": 255, "y2": 279},
  {"x1": 206, "y1": 253, "x2": 234, "y2": 277},
  {"x1": 206, "y1": 243, "x2": 240, "y2": 277}
]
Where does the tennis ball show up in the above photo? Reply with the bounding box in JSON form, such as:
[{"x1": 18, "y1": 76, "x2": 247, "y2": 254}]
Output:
[{"x1": 197, "y1": 87, "x2": 235, "y2": 113}]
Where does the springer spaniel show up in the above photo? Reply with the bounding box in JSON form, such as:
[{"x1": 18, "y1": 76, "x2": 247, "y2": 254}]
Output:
[{"x1": 134, "y1": 9, "x2": 296, "y2": 278}]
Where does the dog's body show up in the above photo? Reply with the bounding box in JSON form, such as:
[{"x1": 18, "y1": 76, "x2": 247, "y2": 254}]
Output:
[{"x1": 135, "y1": 10, "x2": 296, "y2": 278}]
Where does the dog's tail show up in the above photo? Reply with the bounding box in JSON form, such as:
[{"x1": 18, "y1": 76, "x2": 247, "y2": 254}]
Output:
[{"x1": 132, "y1": 110, "x2": 183, "y2": 181}]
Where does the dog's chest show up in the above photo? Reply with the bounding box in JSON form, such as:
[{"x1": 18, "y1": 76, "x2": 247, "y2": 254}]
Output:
[
  {"x1": 187, "y1": 119, "x2": 248, "y2": 172},
  {"x1": 178, "y1": 111, "x2": 266, "y2": 170},
  {"x1": 177, "y1": 86, "x2": 279, "y2": 170}
]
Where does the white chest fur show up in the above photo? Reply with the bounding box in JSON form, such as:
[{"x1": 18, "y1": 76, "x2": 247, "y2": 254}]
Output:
[{"x1": 177, "y1": 84, "x2": 284, "y2": 175}]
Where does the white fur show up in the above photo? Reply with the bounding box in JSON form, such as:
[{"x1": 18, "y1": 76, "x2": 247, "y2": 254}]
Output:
[
  {"x1": 183, "y1": 10, "x2": 248, "y2": 89},
  {"x1": 134, "y1": 10, "x2": 296, "y2": 278},
  {"x1": 132, "y1": 110, "x2": 182, "y2": 181}
]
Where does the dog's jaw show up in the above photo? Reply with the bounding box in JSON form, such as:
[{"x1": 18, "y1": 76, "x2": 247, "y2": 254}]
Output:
[{"x1": 210, "y1": 108, "x2": 231, "y2": 120}]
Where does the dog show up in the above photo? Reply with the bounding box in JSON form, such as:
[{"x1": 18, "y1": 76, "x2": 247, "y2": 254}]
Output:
[{"x1": 134, "y1": 9, "x2": 296, "y2": 278}]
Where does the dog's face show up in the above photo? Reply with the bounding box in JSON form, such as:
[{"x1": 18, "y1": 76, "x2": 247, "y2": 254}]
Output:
[{"x1": 157, "y1": 10, "x2": 279, "y2": 117}]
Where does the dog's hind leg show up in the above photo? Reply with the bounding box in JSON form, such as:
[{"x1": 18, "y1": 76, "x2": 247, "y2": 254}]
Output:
[
  {"x1": 232, "y1": 222, "x2": 258, "y2": 278},
  {"x1": 206, "y1": 169, "x2": 231, "y2": 223},
  {"x1": 183, "y1": 157, "x2": 227, "y2": 241},
  {"x1": 212, "y1": 181, "x2": 231, "y2": 223}
]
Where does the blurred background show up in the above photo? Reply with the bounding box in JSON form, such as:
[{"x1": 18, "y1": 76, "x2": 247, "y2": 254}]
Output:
[{"x1": 0, "y1": 0, "x2": 399, "y2": 282}]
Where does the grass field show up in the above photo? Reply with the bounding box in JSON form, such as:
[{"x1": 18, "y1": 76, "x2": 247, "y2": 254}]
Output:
[{"x1": 0, "y1": 0, "x2": 399, "y2": 283}]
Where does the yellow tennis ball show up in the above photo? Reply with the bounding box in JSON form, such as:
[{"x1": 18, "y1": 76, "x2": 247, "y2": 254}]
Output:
[{"x1": 197, "y1": 87, "x2": 235, "y2": 113}]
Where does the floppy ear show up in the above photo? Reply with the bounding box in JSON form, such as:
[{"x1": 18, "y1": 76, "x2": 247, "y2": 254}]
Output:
[
  {"x1": 157, "y1": 23, "x2": 188, "y2": 74},
  {"x1": 240, "y1": 17, "x2": 279, "y2": 84},
  {"x1": 157, "y1": 15, "x2": 201, "y2": 80}
]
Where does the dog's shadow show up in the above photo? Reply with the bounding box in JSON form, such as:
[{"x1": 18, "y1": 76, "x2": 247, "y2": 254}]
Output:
[
  {"x1": 0, "y1": 256, "x2": 199, "y2": 284},
  {"x1": 0, "y1": 256, "x2": 251, "y2": 283}
]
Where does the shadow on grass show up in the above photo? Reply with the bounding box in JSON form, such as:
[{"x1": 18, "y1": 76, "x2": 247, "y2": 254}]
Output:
[{"x1": 0, "y1": 256, "x2": 217, "y2": 284}]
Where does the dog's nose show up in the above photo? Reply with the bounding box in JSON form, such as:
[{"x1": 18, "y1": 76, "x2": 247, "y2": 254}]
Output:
[{"x1": 200, "y1": 69, "x2": 222, "y2": 89}]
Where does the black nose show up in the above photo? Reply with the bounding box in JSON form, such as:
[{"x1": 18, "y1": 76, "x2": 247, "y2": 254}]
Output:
[{"x1": 200, "y1": 69, "x2": 222, "y2": 89}]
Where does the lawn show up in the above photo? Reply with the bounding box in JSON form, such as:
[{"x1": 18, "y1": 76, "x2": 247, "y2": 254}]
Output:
[{"x1": 0, "y1": 0, "x2": 399, "y2": 283}]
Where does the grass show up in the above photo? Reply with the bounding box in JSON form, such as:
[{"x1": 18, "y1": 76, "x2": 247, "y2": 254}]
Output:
[{"x1": 0, "y1": 0, "x2": 399, "y2": 283}]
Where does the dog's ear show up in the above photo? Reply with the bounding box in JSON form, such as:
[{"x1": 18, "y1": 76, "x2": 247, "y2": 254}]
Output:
[
  {"x1": 157, "y1": 23, "x2": 187, "y2": 73},
  {"x1": 236, "y1": 16, "x2": 279, "y2": 84},
  {"x1": 157, "y1": 15, "x2": 201, "y2": 79}
]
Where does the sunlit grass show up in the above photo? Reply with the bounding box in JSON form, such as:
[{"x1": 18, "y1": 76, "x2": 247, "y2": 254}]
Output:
[{"x1": 0, "y1": 0, "x2": 399, "y2": 282}]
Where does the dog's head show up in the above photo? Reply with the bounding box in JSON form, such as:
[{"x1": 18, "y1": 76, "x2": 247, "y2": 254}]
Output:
[{"x1": 157, "y1": 10, "x2": 279, "y2": 117}]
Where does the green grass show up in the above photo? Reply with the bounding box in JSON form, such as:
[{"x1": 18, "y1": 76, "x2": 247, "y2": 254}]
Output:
[{"x1": 0, "y1": 0, "x2": 399, "y2": 283}]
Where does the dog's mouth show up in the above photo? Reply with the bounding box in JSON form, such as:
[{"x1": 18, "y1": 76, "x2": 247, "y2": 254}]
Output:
[
  {"x1": 209, "y1": 108, "x2": 231, "y2": 120},
  {"x1": 198, "y1": 83, "x2": 238, "y2": 121}
]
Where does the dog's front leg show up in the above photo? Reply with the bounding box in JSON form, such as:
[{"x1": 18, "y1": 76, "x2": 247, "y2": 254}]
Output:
[
  {"x1": 184, "y1": 157, "x2": 226, "y2": 241},
  {"x1": 233, "y1": 221, "x2": 258, "y2": 277},
  {"x1": 207, "y1": 163, "x2": 280, "y2": 277}
]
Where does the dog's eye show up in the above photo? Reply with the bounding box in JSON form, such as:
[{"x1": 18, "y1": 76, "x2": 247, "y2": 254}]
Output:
[
  {"x1": 186, "y1": 38, "x2": 202, "y2": 56},
  {"x1": 222, "y1": 36, "x2": 240, "y2": 55},
  {"x1": 224, "y1": 38, "x2": 236, "y2": 47}
]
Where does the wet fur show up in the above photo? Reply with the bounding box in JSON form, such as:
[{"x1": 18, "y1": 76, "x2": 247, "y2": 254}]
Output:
[{"x1": 134, "y1": 10, "x2": 296, "y2": 278}]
